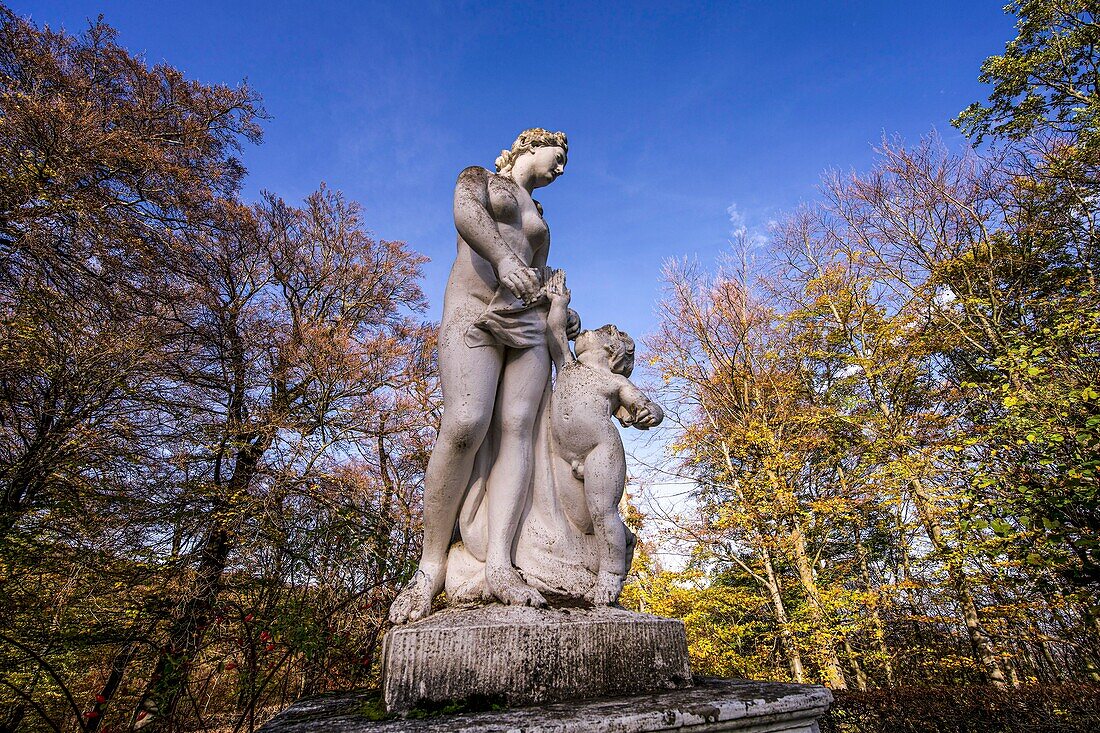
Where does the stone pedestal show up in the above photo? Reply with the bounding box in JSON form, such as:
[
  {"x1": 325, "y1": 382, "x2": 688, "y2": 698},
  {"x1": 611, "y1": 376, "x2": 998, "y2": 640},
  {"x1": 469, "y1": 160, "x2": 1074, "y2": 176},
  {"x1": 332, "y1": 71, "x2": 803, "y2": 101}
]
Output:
[
  {"x1": 381, "y1": 605, "x2": 692, "y2": 712},
  {"x1": 259, "y1": 678, "x2": 833, "y2": 732},
  {"x1": 260, "y1": 603, "x2": 832, "y2": 732}
]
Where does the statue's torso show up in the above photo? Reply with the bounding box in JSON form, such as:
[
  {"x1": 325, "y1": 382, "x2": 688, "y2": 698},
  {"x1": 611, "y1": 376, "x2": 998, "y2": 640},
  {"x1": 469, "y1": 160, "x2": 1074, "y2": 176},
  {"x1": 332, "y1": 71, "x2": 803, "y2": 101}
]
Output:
[
  {"x1": 551, "y1": 363, "x2": 622, "y2": 459},
  {"x1": 444, "y1": 170, "x2": 549, "y2": 318}
]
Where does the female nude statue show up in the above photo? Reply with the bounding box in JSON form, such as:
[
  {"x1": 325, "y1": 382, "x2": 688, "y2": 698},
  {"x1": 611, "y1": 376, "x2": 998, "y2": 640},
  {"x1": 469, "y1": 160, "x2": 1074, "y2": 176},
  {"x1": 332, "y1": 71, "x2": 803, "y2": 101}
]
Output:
[{"x1": 389, "y1": 129, "x2": 580, "y2": 623}]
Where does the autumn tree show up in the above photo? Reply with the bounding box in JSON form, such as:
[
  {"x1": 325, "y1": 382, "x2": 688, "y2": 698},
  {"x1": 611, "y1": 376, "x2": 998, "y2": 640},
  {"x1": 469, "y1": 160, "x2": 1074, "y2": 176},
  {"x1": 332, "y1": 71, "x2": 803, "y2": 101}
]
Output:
[
  {"x1": 123, "y1": 188, "x2": 426, "y2": 730},
  {"x1": 0, "y1": 9, "x2": 435, "y2": 733},
  {"x1": 952, "y1": 0, "x2": 1100, "y2": 588},
  {"x1": 0, "y1": 8, "x2": 264, "y2": 731},
  {"x1": 0, "y1": 5, "x2": 263, "y2": 541},
  {"x1": 640, "y1": 131, "x2": 1100, "y2": 688},
  {"x1": 955, "y1": 0, "x2": 1100, "y2": 147},
  {"x1": 646, "y1": 254, "x2": 863, "y2": 688}
]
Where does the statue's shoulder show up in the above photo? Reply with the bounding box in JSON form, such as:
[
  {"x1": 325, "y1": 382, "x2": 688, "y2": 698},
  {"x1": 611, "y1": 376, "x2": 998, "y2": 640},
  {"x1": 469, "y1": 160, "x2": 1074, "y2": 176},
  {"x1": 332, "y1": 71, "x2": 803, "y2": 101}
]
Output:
[
  {"x1": 457, "y1": 165, "x2": 492, "y2": 184},
  {"x1": 457, "y1": 167, "x2": 512, "y2": 204}
]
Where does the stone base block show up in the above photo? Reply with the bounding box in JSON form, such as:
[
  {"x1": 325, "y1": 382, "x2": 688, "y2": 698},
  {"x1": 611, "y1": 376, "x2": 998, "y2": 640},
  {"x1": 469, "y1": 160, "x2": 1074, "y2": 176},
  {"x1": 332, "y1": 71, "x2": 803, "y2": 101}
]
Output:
[
  {"x1": 381, "y1": 604, "x2": 692, "y2": 712},
  {"x1": 260, "y1": 677, "x2": 833, "y2": 732}
]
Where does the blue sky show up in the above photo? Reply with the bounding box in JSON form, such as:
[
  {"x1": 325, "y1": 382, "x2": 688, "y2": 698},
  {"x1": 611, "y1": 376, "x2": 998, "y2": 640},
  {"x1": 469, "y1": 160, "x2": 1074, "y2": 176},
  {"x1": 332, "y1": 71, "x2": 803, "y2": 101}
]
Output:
[{"x1": 19, "y1": 0, "x2": 1014, "y2": 338}]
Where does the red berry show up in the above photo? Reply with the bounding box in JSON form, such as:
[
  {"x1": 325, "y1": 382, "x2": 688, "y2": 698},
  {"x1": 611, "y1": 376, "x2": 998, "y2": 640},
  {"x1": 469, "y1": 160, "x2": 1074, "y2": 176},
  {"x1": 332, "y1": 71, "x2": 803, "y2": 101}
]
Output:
[
  {"x1": 137, "y1": 711, "x2": 148, "y2": 721},
  {"x1": 244, "y1": 613, "x2": 254, "y2": 622},
  {"x1": 95, "y1": 694, "x2": 106, "y2": 703},
  {"x1": 84, "y1": 711, "x2": 100, "y2": 719}
]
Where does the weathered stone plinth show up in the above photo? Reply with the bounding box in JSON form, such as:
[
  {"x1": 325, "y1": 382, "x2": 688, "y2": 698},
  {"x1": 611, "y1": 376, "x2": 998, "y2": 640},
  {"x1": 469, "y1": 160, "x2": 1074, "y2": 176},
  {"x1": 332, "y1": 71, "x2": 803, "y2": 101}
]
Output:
[
  {"x1": 381, "y1": 605, "x2": 692, "y2": 712},
  {"x1": 260, "y1": 677, "x2": 833, "y2": 732}
]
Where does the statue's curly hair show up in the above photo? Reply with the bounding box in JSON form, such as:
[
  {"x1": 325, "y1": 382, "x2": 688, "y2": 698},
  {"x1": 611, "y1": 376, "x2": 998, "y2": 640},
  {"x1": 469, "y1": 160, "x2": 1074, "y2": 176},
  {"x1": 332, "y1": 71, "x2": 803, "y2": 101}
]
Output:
[
  {"x1": 575, "y1": 325, "x2": 635, "y2": 377},
  {"x1": 495, "y1": 128, "x2": 568, "y2": 173}
]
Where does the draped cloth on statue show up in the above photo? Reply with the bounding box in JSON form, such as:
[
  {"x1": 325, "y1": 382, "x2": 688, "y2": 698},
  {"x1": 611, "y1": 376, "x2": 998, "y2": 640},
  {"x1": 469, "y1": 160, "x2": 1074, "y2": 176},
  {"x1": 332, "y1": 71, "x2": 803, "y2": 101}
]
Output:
[
  {"x1": 445, "y1": 287, "x2": 601, "y2": 600},
  {"x1": 463, "y1": 285, "x2": 551, "y2": 350}
]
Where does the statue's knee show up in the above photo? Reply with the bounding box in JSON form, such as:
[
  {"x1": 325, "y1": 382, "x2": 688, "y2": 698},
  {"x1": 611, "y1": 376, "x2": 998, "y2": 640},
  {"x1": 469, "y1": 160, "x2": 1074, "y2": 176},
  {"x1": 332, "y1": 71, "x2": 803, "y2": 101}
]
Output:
[{"x1": 439, "y1": 412, "x2": 489, "y2": 452}]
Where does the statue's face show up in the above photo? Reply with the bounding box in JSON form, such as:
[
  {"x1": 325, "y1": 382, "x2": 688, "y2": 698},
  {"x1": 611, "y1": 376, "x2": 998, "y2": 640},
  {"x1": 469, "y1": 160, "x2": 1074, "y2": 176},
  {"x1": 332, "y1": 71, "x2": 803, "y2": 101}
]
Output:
[{"x1": 527, "y1": 145, "x2": 567, "y2": 188}]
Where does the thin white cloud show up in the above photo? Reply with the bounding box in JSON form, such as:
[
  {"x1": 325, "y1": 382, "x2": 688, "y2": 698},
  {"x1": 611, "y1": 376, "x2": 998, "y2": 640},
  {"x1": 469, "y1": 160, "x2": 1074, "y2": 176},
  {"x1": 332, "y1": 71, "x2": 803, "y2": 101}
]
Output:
[
  {"x1": 726, "y1": 201, "x2": 769, "y2": 248},
  {"x1": 726, "y1": 202, "x2": 747, "y2": 238}
]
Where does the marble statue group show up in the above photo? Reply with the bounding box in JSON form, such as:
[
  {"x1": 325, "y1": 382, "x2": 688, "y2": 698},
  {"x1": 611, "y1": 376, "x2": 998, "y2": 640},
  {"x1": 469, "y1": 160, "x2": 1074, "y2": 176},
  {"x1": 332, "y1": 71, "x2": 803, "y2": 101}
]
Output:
[
  {"x1": 389, "y1": 129, "x2": 663, "y2": 624},
  {"x1": 297, "y1": 129, "x2": 828, "y2": 732}
]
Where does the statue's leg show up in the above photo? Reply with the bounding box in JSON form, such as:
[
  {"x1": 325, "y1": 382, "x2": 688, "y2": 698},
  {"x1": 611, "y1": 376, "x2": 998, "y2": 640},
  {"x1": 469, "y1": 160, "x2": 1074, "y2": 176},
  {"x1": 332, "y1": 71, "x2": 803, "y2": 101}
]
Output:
[
  {"x1": 389, "y1": 334, "x2": 503, "y2": 623},
  {"x1": 484, "y1": 345, "x2": 550, "y2": 607},
  {"x1": 581, "y1": 439, "x2": 629, "y2": 605}
]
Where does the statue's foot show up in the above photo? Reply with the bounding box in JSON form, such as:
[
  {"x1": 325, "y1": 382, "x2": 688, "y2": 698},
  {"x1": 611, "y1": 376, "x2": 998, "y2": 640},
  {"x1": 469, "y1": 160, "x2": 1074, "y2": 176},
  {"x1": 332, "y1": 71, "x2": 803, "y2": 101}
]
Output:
[
  {"x1": 588, "y1": 570, "x2": 625, "y2": 606},
  {"x1": 388, "y1": 568, "x2": 441, "y2": 624},
  {"x1": 485, "y1": 563, "x2": 547, "y2": 607}
]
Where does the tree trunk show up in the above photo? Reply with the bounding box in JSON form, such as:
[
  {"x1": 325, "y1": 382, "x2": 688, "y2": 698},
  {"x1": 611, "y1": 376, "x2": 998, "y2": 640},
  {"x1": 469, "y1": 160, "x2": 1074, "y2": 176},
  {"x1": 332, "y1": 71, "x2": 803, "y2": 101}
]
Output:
[
  {"x1": 370, "y1": 414, "x2": 396, "y2": 583},
  {"x1": 137, "y1": 521, "x2": 232, "y2": 730},
  {"x1": 86, "y1": 641, "x2": 139, "y2": 732},
  {"x1": 1006, "y1": 651, "x2": 1021, "y2": 686},
  {"x1": 908, "y1": 477, "x2": 1007, "y2": 687},
  {"x1": 1038, "y1": 638, "x2": 1059, "y2": 683},
  {"x1": 760, "y1": 545, "x2": 805, "y2": 683},
  {"x1": 0, "y1": 436, "x2": 52, "y2": 541},
  {"x1": 788, "y1": 520, "x2": 847, "y2": 689},
  {"x1": 137, "y1": 435, "x2": 270, "y2": 730},
  {"x1": 842, "y1": 638, "x2": 869, "y2": 691},
  {"x1": 856, "y1": 535, "x2": 895, "y2": 685}
]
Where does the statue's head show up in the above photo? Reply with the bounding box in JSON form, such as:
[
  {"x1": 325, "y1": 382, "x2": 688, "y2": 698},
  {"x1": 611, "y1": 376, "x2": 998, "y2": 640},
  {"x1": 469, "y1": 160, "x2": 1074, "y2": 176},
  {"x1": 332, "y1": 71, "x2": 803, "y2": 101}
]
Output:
[
  {"x1": 574, "y1": 324, "x2": 635, "y2": 377},
  {"x1": 496, "y1": 128, "x2": 568, "y2": 186}
]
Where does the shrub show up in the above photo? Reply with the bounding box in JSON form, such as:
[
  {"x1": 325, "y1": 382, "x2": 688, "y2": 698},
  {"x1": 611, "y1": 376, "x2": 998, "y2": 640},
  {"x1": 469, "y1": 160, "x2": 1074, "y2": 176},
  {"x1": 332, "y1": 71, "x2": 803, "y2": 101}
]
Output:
[{"x1": 820, "y1": 684, "x2": 1100, "y2": 733}]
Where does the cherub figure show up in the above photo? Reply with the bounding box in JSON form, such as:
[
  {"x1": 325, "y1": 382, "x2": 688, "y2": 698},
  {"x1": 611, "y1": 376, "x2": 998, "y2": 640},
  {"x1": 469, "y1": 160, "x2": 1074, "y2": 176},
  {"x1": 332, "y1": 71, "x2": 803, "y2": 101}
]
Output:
[{"x1": 545, "y1": 274, "x2": 663, "y2": 604}]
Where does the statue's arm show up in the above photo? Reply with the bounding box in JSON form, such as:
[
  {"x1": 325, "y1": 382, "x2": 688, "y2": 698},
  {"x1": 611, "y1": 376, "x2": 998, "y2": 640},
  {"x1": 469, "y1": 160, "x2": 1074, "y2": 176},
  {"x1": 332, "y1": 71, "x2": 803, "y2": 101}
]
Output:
[
  {"x1": 615, "y1": 377, "x2": 663, "y2": 430},
  {"x1": 547, "y1": 299, "x2": 572, "y2": 372},
  {"x1": 545, "y1": 272, "x2": 573, "y2": 372},
  {"x1": 454, "y1": 167, "x2": 538, "y2": 300}
]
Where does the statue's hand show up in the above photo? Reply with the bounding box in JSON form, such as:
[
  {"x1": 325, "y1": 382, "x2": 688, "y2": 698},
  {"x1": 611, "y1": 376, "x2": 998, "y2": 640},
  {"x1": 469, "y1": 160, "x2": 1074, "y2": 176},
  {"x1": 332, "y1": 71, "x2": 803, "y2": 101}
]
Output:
[
  {"x1": 499, "y1": 259, "x2": 542, "y2": 304},
  {"x1": 566, "y1": 308, "x2": 582, "y2": 340},
  {"x1": 544, "y1": 269, "x2": 571, "y2": 304},
  {"x1": 632, "y1": 401, "x2": 664, "y2": 430}
]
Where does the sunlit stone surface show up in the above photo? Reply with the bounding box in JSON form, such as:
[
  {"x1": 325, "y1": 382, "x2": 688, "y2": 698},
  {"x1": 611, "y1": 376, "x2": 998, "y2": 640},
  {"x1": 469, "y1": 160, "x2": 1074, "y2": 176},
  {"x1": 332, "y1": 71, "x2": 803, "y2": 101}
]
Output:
[
  {"x1": 259, "y1": 677, "x2": 833, "y2": 732},
  {"x1": 382, "y1": 605, "x2": 691, "y2": 712}
]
